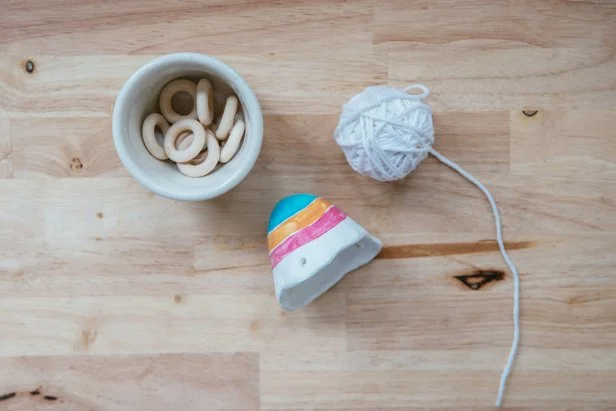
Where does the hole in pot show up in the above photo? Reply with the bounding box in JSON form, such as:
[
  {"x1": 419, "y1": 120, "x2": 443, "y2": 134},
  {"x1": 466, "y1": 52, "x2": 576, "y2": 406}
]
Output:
[{"x1": 299, "y1": 258, "x2": 307, "y2": 267}]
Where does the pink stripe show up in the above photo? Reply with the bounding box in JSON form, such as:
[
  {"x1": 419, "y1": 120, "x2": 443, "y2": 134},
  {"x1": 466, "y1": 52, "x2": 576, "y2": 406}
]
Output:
[{"x1": 269, "y1": 206, "x2": 347, "y2": 268}]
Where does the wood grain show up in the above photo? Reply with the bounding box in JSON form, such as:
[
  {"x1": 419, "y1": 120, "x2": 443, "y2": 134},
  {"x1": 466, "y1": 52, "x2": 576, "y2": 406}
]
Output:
[
  {"x1": 0, "y1": 354, "x2": 259, "y2": 411},
  {"x1": 1, "y1": 1, "x2": 615, "y2": 410}
]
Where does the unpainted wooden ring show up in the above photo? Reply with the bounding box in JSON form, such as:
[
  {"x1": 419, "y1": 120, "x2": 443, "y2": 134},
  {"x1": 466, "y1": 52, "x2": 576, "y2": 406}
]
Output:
[
  {"x1": 196, "y1": 79, "x2": 215, "y2": 126},
  {"x1": 220, "y1": 119, "x2": 245, "y2": 163},
  {"x1": 159, "y1": 79, "x2": 198, "y2": 123},
  {"x1": 175, "y1": 131, "x2": 194, "y2": 151},
  {"x1": 178, "y1": 130, "x2": 221, "y2": 177},
  {"x1": 163, "y1": 119, "x2": 206, "y2": 163},
  {"x1": 215, "y1": 95, "x2": 239, "y2": 140},
  {"x1": 141, "y1": 113, "x2": 169, "y2": 160}
]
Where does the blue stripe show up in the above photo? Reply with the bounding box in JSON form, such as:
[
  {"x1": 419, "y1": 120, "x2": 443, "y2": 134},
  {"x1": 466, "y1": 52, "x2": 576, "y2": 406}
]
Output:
[{"x1": 267, "y1": 193, "x2": 317, "y2": 233}]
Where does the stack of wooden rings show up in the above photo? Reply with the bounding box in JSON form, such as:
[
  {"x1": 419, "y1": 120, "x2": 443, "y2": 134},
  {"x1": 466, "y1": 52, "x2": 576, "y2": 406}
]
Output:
[{"x1": 141, "y1": 78, "x2": 245, "y2": 177}]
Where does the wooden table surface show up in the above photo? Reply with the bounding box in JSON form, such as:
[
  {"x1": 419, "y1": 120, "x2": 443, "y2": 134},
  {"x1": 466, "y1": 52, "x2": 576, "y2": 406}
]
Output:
[{"x1": 1, "y1": 1, "x2": 616, "y2": 410}]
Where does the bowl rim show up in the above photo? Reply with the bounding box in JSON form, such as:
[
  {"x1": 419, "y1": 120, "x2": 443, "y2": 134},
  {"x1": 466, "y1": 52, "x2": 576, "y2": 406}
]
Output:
[{"x1": 112, "y1": 52, "x2": 263, "y2": 201}]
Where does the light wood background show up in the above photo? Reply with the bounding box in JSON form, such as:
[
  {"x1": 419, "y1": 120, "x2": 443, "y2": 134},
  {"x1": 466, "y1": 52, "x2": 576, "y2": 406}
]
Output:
[{"x1": 1, "y1": 1, "x2": 615, "y2": 410}]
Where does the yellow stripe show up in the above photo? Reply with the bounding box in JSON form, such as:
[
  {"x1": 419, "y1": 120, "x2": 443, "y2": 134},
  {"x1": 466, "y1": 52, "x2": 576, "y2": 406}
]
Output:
[{"x1": 267, "y1": 198, "x2": 331, "y2": 251}]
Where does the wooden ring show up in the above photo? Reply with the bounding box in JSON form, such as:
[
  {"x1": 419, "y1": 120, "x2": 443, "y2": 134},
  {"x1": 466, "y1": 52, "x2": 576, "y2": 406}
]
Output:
[
  {"x1": 220, "y1": 119, "x2": 245, "y2": 163},
  {"x1": 159, "y1": 79, "x2": 198, "y2": 123},
  {"x1": 178, "y1": 130, "x2": 221, "y2": 177},
  {"x1": 196, "y1": 79, "x2": 214, "y2": 126},
  {"x1": 215, "y1": 95, "x2": 239, "y2": 140},
  {"x1": 163, "y1": 119, "x2": 206, "y2": 163},
  {"x1": 175, "y1": 131, "x2": 194, "y2": 151},
  {"x1": 141, "y1": 113, "x2": 169, "y2": 160}
]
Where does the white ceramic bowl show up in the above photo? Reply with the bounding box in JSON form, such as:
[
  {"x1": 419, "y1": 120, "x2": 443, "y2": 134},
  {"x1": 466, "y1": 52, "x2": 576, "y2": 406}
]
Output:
[{"x1": 112, "y1": 53, "x2": 263, "y2": 201}]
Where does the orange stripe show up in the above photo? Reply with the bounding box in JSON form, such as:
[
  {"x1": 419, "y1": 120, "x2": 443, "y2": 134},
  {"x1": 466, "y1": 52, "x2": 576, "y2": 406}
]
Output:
[{"x1": 267, "y1": 198, "x2": 331, "y2": 251}]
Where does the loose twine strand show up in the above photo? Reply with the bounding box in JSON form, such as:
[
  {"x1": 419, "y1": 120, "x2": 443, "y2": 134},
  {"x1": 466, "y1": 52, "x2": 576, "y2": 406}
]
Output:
[{"x1": 334, "y1": 84, "x2": 521, "y2": 406}]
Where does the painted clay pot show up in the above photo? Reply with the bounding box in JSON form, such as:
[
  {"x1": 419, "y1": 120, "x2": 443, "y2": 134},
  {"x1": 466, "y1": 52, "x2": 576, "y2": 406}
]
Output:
[{"x1": 267, "y1": 194, "x2": 382, "y2": 311}]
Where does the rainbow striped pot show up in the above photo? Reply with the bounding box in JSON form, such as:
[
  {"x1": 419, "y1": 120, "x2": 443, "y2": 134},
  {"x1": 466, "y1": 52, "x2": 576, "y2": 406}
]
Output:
[{"x1": 267, "y1": 194, "x2": 382, "y2": 311}]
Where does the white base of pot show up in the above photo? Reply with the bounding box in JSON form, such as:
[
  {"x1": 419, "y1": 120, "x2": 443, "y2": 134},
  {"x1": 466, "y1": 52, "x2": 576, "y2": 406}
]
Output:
[{"x1": 272, "y1": 217, "x2": 382, "y2": 311}]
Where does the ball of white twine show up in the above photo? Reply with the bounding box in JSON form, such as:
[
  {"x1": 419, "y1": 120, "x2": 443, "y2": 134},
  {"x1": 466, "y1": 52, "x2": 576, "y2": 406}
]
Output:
[
  {"x1": 335, "y1": 84, "x2": 521, "y2": 408},
  {"x1": 334, "y1": 84, "x2": 433, "y2": 181}
]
